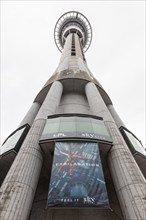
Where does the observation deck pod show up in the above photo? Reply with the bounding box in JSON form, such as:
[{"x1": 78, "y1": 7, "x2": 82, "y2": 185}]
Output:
[{"x1": 54, "y1": 11, "x2": 92, "y2": 53}]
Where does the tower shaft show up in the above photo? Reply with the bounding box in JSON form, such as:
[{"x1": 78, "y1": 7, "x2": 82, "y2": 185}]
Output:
[{"x1": 0, "y1": 12, "x2": 145, "y2": 220}]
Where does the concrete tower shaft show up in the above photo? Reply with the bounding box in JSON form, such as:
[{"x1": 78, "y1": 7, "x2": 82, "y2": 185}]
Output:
[
  {"x1": 0, "y1": 11, "x2": 146, "y2": 220},
  {"x1": 34, "y1": 31, "x2": 112, "y2": 108}
]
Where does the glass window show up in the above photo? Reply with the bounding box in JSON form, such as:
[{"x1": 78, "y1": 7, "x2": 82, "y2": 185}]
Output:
[
  {"x1": 124, "y1": 130, "x2": 146, "y2": 156},
  {"x1": 0, "y1": 125, "x2": 29, "y2": 156},
  {"x1": 76, "y1": 117, "x2": 93, "y2": 133},
  {"x1": 59, "y1": 121, "x2": 76, "y2": 132},
  {"x1": 40, "y1": 115, "x2": 112, "y2": 143}
]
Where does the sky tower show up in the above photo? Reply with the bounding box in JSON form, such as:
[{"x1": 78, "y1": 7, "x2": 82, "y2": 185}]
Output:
[{"x1": 0, "y1": 11, "x2": 146, "y2": 220}]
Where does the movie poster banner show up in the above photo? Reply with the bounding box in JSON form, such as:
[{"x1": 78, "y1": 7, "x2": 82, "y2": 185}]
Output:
[{"x1": 48, "y1": 142, "x2": 109, "y2": 207}]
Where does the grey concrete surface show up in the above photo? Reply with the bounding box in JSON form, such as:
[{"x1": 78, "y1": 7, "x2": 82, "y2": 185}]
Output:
[
  {"x1": 29, "y1": 34, "x2": 124, "y2": 220},
  {"x1": 0, "y1": 81, "x2": 63, "y2": 220},
  {"x1": 1, "y1": 26, "x2": 144, "y2": 220},
  {"x1": 85, "y1": 82, "x2": 146, "y2": 220},
  {"x1": 57, "y1": 93, "x2": 91, "y2": 114},
  {"x1": 107, "y1": 104, "x2": 125, "y2": 128},
  {"x1": 19, "y1": 102, "x2": 41, "y2": 127}
]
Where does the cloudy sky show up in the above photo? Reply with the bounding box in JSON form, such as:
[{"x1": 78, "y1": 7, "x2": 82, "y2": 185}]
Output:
[{"x1": 1, "y1": 1, "x2": 145, "y2": 147}]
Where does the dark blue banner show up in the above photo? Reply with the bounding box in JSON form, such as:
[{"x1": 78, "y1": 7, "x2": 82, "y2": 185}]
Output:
[{"x1": 48, "y1": 142, "x2": 109, "y2": 207}]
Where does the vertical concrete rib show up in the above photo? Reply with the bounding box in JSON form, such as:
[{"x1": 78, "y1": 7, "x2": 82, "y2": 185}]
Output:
[
  {"x1": 85, "y1": 82, "x2": 146, "y2": 220},
  {"x1": 75, "y1": 34, "x2": 84, "y2": 59},
  {"x1": 0, "y1": 81, "x2": 63, "y2": 220},
  {"x1": 56, "y1": 34, "x2": 72, "y2": 72},
  {"x1": 19, "y1": 102, "x2": 41, "y2": 127},
  {"x1": 107, "y1": 104, "x2": 125, "y2": 128},
  {"x1": 35, "y1": 81, "x2": 63, "y2": 119}
]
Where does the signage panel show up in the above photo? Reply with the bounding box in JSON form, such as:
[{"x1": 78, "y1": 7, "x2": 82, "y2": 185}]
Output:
[
  {"x1": 48, "y1": 142, "x2": 109, "y2": 207},
  {"x1": 40, "y1": 116, "x2": 112, "y2": 143}
]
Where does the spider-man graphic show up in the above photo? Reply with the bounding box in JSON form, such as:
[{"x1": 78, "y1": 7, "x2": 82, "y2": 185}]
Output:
[
  {"x1": 48, "y1": 142, "x2": 109, "y2": 207},
  {"x1": 58, "y1": 150, "x2": 88, "y2": 176}
]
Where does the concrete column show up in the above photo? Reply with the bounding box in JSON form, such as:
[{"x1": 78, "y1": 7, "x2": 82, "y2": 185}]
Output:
[
  {"x1": 0, "y1": 81, "x2": 63, "y2": 220},
  {"x1": 19, "y1": 102, "x2": 41, "y2": 127},
  {"x1": 85, "y1": 82, "x2": 146, "y2": 220},
  {"x1": 56, "y1": 34, "x2": 72, "y2": 72},
  {"x1": 75, "y1": 33, "x2": 84, "y2": 59},
  {"x1": 107, "y1": 104, "x2": 125, "y2": 128},
  {"x1": 35, "y1": 81, "x2": 63, "y2": 119}
]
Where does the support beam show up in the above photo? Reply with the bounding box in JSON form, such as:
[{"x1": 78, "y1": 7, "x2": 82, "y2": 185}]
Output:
[
  {"x1": 107, "y1": 104, "x2": 125, "y2": 128},
  {"x1": 85, "y1": 82, "x2": 146, "y2": 220},
  {"x1": 0, "y1": 81, "x2": 63, "y2": 220},
  {"x1": 19, "y1": 102, "x2": 41, "y2": 127}
]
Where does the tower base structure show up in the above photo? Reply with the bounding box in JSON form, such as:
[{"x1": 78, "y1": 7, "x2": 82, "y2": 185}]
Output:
[{"x1": 0, "y1": 11, "x2": 146, "y2": 220}]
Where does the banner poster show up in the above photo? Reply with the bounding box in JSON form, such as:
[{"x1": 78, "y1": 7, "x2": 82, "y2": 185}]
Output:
[{"x1": 48, "y1": 142, "x2": 109, "y2": 207}]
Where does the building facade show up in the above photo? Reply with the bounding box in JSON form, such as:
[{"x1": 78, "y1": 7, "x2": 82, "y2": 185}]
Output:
[{"x1": 0, "y1": 11, "x2": 146, "y2": 220}]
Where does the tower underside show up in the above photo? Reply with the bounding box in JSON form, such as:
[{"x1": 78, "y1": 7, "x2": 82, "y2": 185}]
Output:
[{"x1": 0, "y1": 11, "x2": 146, "y2": 220}]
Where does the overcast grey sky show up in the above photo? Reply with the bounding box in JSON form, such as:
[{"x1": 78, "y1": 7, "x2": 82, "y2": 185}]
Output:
[{"x1": 1, "y1": 1, "x2": 145, "y2": 147}]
